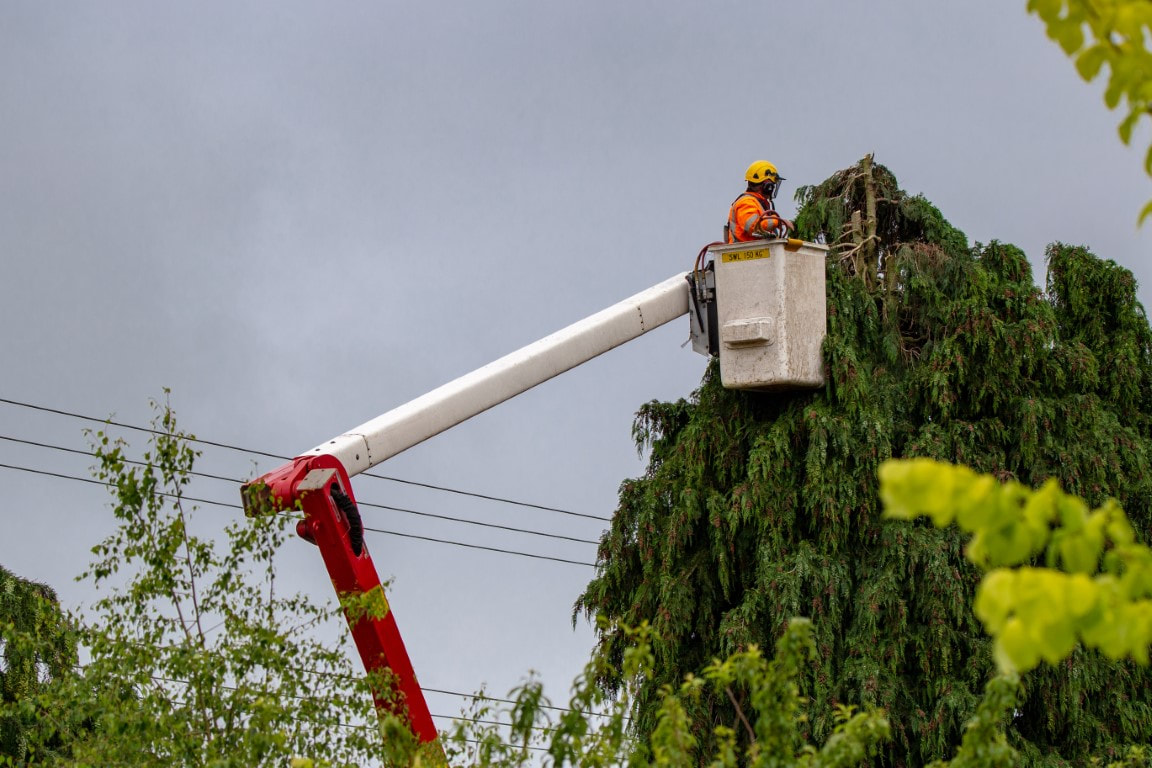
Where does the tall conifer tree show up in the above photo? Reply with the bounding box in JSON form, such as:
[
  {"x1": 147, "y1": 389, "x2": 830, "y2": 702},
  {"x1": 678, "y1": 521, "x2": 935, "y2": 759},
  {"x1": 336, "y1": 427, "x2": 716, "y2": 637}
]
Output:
[
  {"x1": 577, "y1": 157, "x2": 1152, "y2": 766},
  {"x1": 0, "y1": 565, "x2": 76, "y2": 762}
]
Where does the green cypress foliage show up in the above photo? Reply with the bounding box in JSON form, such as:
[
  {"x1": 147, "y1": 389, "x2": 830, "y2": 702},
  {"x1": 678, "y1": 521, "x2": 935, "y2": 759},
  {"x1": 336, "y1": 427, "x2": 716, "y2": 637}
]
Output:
[
  {"x1": 576, "y1": 156, "x2": 1152, "y2": 766},
  {"x1": 0, "y1": 565, "x2": 76, "y2": 763}
]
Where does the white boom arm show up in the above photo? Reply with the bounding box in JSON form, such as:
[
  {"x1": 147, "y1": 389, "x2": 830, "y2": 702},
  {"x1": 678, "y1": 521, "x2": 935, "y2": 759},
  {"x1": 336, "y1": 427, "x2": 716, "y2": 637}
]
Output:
[{"x1": 301, "y1": 273, "x2": 691, "y2": 477}]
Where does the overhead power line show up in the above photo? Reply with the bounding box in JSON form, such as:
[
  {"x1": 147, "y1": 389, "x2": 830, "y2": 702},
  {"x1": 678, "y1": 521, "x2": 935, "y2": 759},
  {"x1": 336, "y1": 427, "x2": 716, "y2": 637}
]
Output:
[
  {"x1": 73, "y1": 663, "x2": 569, "y2": 751},
  {"x1": 361, "y1": 527, "x2": 594, "y2": 568},
  {"x1": 0, "y1": 396, "x2": 610, "y2": 521},
  {"x1": 97, "y1": 646, "x2": 618, "y2": 721},
  {"x1": 141, "y1": 672, "x2": 560, "y2": 736},
  {"x1": 0, "y1": 434, "x2": 599, "y2": 546},
  {"x1": 0, "y1": 460, "x2": 595, "y2": 569},
  {"x1": 0, "y1": 397, "x2": 283, "y2": 458},
  {"x1": 107, "y1": 690, "x2": 554, "y2": 754},
  {"x1": 0, "y1": 433, "x2": 244, "y2": 485},
  {"x1": 0, "y1": 461, "x2": 243, "y2": 511},
  {"x1": 420, "y1": 686, "x2": 622, "y2": 721},
  {"x1": 102, "y1": 642, "x2": 619, "y2": 721},
  {"x1": 367, "y1": 473, "x2": 607, "y2": 522},
  {"x1": 356, "y1": 500, "x2": 596, "y2": 545}
]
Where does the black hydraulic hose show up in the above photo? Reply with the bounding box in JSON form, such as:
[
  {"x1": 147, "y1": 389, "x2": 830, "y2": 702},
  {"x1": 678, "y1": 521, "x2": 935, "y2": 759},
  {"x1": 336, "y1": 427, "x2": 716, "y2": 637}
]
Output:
[
  {"x1": 686, "y1": 273, "x2": 707, "y2": 335},
  {"x1": 330, "y1": 485, "x2": 365, "y2": 556}
]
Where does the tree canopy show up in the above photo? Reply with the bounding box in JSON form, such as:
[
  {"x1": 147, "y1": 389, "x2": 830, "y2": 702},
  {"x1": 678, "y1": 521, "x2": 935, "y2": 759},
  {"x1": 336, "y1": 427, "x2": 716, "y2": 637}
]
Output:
[
  {"x1": 576, "y1": 156, "x2": 1152, "y2": 766},
  {"x1": 444, "y1": 458, "x2": 1152, "y2": 768},
  {"x1": 880, "y1": 458, "x2": 1152, "y2": 676},
  {"x1": 0, "y1": 565, "x2": 75, "y2": 764},
  {"x1": 2, "y1": 398, "x2": 382, "y2": 767}
]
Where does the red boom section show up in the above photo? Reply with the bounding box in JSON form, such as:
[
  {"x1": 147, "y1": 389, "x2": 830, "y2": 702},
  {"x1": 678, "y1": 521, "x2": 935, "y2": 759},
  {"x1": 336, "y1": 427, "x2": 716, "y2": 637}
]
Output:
[{"x1": 243, "y1": 455, "x2": 438, "y2": 745}]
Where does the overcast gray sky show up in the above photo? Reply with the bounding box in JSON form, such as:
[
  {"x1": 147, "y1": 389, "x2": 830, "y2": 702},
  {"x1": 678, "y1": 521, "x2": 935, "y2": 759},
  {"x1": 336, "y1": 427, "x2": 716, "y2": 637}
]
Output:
[{"x1": 2, "y1": 0, "x2": 1149, "y2": 736}]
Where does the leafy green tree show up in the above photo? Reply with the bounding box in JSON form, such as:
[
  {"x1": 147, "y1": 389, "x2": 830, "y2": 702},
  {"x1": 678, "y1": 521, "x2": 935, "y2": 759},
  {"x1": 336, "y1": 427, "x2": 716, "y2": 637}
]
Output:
[
  {"x1": 1027, "y1": 0, "x2": 1152, "y2": 220},
  {"x1": 443, "y1": 619, "x2": 893, "y2": 768},
  {"x1": 0, "y1": 565, "x2": 76, "y2": 764},
  {"x1": 880, "y1": 458, "x2": 1152, "y2": 675},
  {"x1": 441, "y1": 457, "x2": 1152, "y2": 768},
  {"x1": 880, "y1": 458, "x2": 1152, "y2": 768},
  {"x1": 7, "y1": 396, "x2": 383, "y2": 766},
  {"x1": 576, "y1": 157, "x2": 1152, "y2": 766}
]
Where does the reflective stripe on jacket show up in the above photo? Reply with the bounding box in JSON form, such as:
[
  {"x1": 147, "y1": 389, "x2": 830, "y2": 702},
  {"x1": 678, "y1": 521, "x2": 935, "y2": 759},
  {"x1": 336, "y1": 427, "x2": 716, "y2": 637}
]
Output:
[{"x1": 726, "y1": 191, "x2": 778, "y2": 243}]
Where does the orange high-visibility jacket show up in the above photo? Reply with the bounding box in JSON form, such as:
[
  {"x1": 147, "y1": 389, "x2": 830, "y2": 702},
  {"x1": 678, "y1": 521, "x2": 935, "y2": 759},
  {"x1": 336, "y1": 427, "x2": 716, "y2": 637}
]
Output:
[{"x1": 726, "y1": 190, "x2": 782, "y2": 243}]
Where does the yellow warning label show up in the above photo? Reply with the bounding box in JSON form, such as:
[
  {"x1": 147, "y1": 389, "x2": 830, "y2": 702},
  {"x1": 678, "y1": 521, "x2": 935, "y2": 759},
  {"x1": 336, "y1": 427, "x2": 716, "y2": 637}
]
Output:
[{"x1": 721, "y1": 248, "x2": 772, "y2": 263}]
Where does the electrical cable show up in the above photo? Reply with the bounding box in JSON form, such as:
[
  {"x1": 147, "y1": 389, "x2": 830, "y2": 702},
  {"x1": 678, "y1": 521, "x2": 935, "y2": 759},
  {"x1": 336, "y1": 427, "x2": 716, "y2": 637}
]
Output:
[
  {"x1": 420, "y1": 686, "x2": 621, "y2": 721},
  {"x1": 268, "y1": 663, "x2": 619, "y2": 721},
  {"x1": 0, "y1": 433, "x2": 245, "y2": 485},
  {"x1": 0, "y1": 433, "x2": 600, "y2": 545},
  {"x1": 143, "y1": 672, "x2": 558, "y2": 735},
  {"x1": 360, "y1": 525, "x2": 594, "y2": 567},
  {"x1": 0, "y1": 461, "x2": 243, "y2": 511},
  {"x1": 361, "y1": 473, "x2": 609, "y2": 522},
  {"x1": 99, "y1": 646, "x2": 618, "y2": 721},
  {"x1": 0, "y1": 396, "x2": 611, "y2": 521},
  {"x1": 0, "y1": 460, "x2": 596, "y2": 568},
  {"x1": 76, "y1": 663, "x2": 559, "y2": 750},
  {"x1": 356, "y1": 499, "x2": 597, "y2": 545},
  {"x1": 0, "y1": 397, "x2": 285, "y2": 458},
  {"x1": 251, "y1": 659, "x2": 619, "y2": 720}
]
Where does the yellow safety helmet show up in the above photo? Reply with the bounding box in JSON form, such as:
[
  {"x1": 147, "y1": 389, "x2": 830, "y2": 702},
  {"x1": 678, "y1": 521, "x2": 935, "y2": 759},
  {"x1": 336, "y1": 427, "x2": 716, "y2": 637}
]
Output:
[{"x1": 745, "y1": 160, "x2": 782, "y2": 185}]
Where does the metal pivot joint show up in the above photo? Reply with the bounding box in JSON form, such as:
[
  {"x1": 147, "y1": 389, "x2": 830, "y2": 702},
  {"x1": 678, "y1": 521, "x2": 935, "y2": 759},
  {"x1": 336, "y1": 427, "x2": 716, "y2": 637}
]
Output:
[
  {"x1": 242, "y1": 456, "x2": 438, "y2": 745},
  {"x1": 688, "y1": 265, "x2": 718, "y2": 357}
]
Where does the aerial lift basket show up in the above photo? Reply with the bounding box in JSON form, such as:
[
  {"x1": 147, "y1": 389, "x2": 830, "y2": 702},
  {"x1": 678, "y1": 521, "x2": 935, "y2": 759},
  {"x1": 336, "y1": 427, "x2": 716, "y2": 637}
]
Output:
[{"x1": 690, "y1": 238, "x2": 829, "y2": 391}]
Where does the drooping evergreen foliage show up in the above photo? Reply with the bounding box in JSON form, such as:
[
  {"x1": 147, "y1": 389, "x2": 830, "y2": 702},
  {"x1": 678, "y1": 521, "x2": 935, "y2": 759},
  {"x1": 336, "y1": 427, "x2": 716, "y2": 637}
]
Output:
[
  {"x1": 576, "y1": 156, "x2": 1152, "y2": 766},
  {"x1": 0, "y1": 564, "x2": 76, "y2": 763}
]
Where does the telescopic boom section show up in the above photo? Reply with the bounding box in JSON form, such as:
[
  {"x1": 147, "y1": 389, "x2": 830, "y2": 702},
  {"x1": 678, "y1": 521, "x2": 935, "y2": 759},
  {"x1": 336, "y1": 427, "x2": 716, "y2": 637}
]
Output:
[
  {"x1": 302, "y1": 272, "x2": 690, "y2": 477},
  {"x1": 241, "y1": 273, "x2": 691, "y2": 744}
]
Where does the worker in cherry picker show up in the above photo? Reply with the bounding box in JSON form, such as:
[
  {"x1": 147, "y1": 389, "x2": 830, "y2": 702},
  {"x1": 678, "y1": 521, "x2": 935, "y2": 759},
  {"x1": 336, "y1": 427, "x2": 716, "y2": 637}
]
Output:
[{"x1": 725, "y1": 160, "x2": 795, "y2": 242}]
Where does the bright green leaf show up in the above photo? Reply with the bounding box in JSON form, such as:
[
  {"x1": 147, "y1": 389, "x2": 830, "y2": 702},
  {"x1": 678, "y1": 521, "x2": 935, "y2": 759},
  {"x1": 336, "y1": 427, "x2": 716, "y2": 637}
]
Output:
[
  {"x1": 1023, "y1": 479, "x2": 1060, "y2": 530},
  {"x1": 955, "y1": 474, "x2": 999, "y2": 531},
  {"x1": 1138, "y1": 197, "x2": 1152, "y2": 224},
  {"x1": 878, "y1": 458, "x2": 955, "y2": 526},
  {"x1": 1105, "y1": 76, "x2": 1125, "y2": 109},
  {"x1": 1053, "y1": 17, "x2": 1087, "y2": 54},
  {"x1": 1028, "y1": 0, "x2": 1063, "y2": 24},
  {"x1": 996, "y1": 617, "x2": 1040, "y2": 674},
  {"x1": 1076, "y1": 44, "x2": 1111, "y2": 81},
  {"x1": 1119, "y1": 106, "x2": 1144, "y2": 143},
  {"x1": 1060, "y1": 533, "x2": 1101, "y2": 573},
  {"x1": 974, "y1": 569, "x2": 1016, "y2": 633},
  {"x1": 1037, "y1": 614, "x2": 1078, "y2": 664},
  {"x1": 1057, "y1": 493, "x2": 1088, "y2": 531},
  {"x1": 1065, "y1": 573, "x2": 1101, "y2": 618},
  {"x1": 1106, "y1": 506, "x2": 1136, "y2": 546}
]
